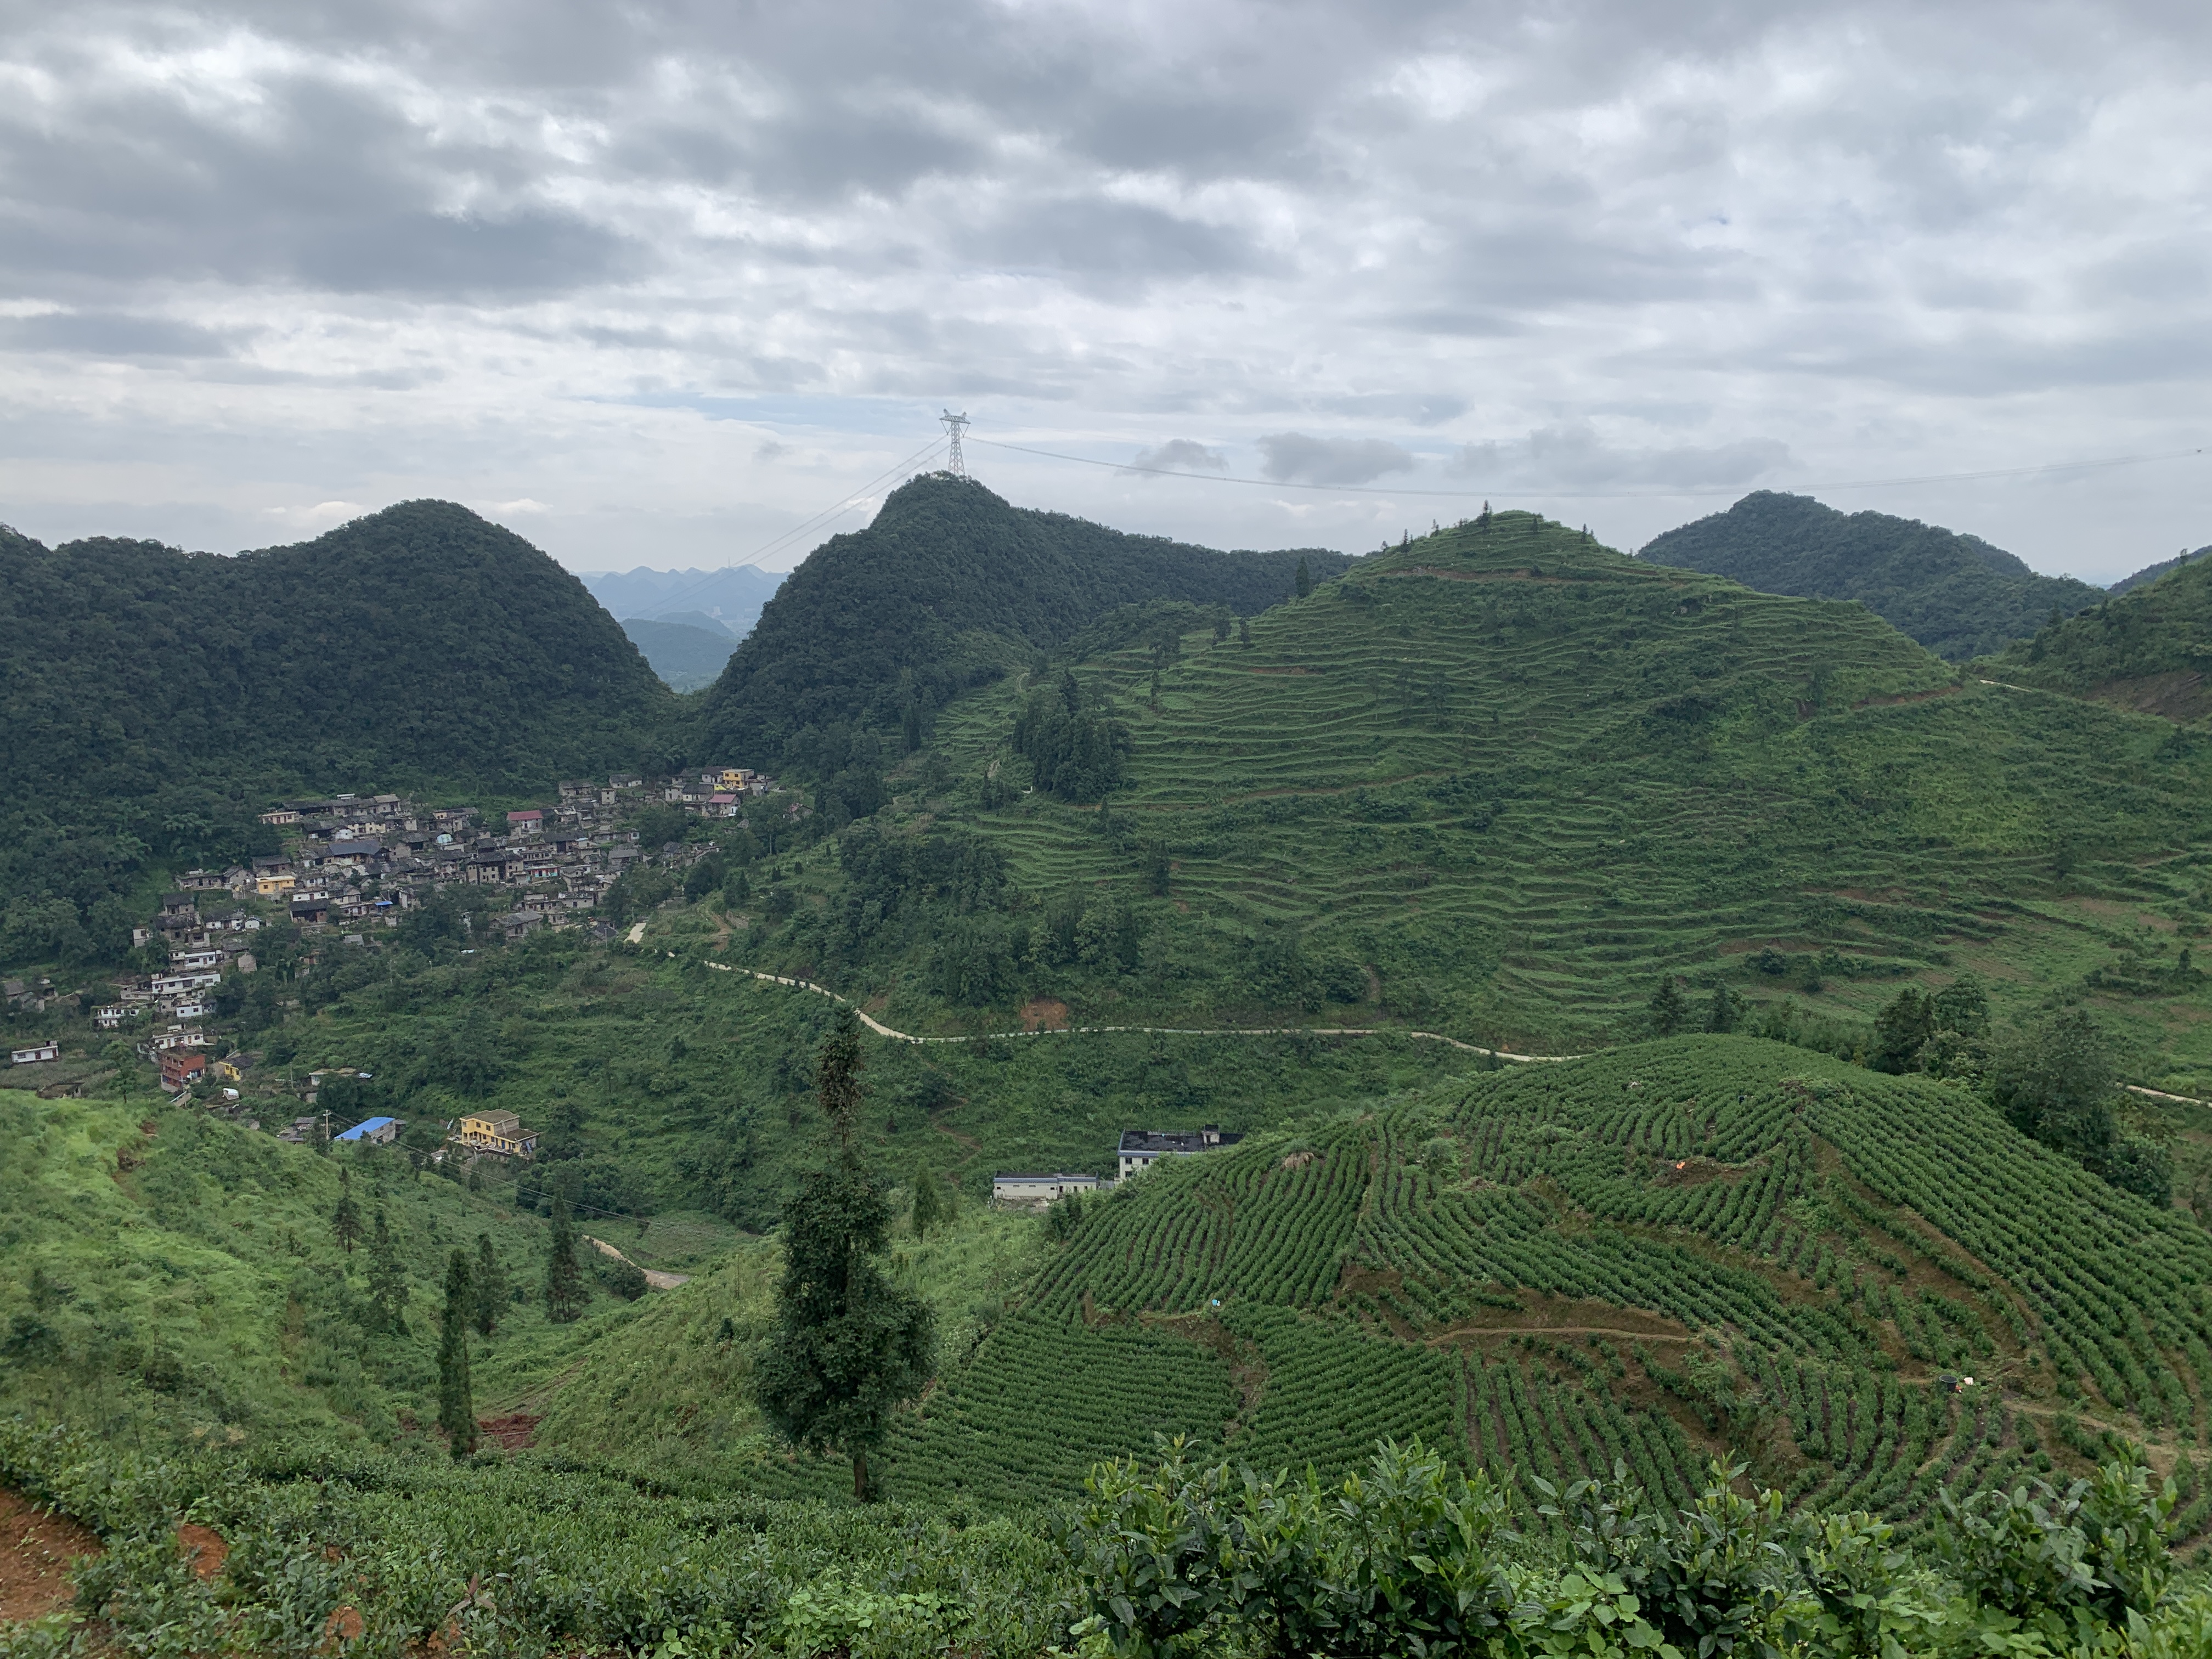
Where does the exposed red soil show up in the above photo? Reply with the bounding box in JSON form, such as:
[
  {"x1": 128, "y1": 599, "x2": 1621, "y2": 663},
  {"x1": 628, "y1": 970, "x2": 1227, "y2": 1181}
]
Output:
[
  {"x1": 1018, "y1": 998, "x2": 1070, "y2": 1031},
  {"x1": 177, "y1": 1523, "x2": 227, "y2": 1581},
  {"x1": 475, "y1": 1413, "x2": 541, "y2": 1449},
  {"x1": 1, "y1": 1489, "x2": 101, "y2": 1624}
]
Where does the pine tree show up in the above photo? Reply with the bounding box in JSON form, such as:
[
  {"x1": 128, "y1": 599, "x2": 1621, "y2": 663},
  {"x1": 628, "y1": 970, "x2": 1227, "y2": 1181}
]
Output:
[
  {"x1": 1648, "y1": 976, "x2": 1690, "y2": 1037},
  {"x1": 438, "y1": 1249, "x2": 477, "y2": 1459},
  {"x1": 1294, "y1": 556, "x2": 1312, "y2": 599},
  {"x1": 755, "y1": 1012, "x2": 935, "y2": 1501},
  {"x1": 366, "y1": 1207, "x2": 408, "y2": 1334},
  {"x1": 473, "y1": 1232, "x2": 504, "y2": 1338},
  {"x1": 1703, "y1": 985, "x2": 1742, "y2": 1034},
  {"x1": 543, "y1": 1191, "x2": 587, "y2": 1324},
  {"x1": 910, "y1": 1167, "x2": 944, "y2": 1240},
  {"x1": 332, "y1": 1166, "x2": 362, "y2": 1254}
]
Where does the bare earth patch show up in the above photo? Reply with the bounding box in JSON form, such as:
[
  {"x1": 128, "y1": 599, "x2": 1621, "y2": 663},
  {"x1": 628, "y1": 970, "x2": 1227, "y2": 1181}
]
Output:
[
  {"x1": 1, "y1": 1488, "x2": 101, "y2": 1624},
  {"x1": 476, "y1": 1413, "x2": 541, "y2": 1449},
  {"x1": 1018, "y1": 997, "x2": 1070, "y2": 1031}
]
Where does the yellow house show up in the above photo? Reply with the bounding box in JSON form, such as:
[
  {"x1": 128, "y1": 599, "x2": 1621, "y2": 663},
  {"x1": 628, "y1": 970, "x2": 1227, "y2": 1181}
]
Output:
[
  {"x1": 457, "y1": 1109, "x2": 538, "y2": 1156},
  {"x1": 256, "y1": 872, "x2": 296, "y2": 896},
  {"x1": 717, "y1": 768, "x2": 753, "y2": 790}
]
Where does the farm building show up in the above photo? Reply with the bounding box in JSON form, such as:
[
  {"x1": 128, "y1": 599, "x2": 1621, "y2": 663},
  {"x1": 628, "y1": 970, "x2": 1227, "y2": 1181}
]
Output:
[
  {"x1": 334, "y1": 1116, "x2": 401, "y2": 1146},
  {"x1": 10, "y1": 1039, "x2": 59, "y2": 1064},
  {"x1": 991, "y1": 1172, "x2": 1104, "y2": 1207},
  {"x1": 1116, "y1": 1126, "x2": 1240, "y2": 1181}
]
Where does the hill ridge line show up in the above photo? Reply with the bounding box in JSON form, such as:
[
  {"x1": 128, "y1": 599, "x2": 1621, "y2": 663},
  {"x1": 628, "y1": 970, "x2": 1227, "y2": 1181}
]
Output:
[{"x1": 695, "y1": 958, "x2": 1575, "y2": 1062}]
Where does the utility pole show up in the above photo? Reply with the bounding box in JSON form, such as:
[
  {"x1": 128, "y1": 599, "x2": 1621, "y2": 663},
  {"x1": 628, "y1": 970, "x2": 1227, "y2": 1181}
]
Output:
[{"x1": 939, "y1": 410, "x2": 969, "y2": 478}]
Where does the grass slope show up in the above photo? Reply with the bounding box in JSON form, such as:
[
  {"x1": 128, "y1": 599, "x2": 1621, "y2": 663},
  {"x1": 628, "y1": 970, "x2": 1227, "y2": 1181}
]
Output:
[
  {"x1": 0, "y1": 1081, "x2": 635, "y2": 1451},
  {"x1": 1982, "y1": 554, "x2": 2212, "y2": 721},
  {"x1": 1640, "y1": 491, "x2": 2103, "y2": 661},
  {"x1": 770, "y1": 511, "x2": 2212, "y2": 1076}
]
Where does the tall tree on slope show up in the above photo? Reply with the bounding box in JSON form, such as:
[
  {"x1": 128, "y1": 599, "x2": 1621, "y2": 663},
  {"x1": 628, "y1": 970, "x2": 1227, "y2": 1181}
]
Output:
[
  {"x1": 438, "y1": 1249, "x2": 477, "y2": 1460},
  {"x1": 754, "y1": 1012, "x2": 936, "y2": 1501}
]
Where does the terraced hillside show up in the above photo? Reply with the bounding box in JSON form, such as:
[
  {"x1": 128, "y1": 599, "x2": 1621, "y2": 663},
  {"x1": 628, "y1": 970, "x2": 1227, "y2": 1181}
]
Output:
[
  {"x1": 864, "y1": 512, "x2": 2212, "y2": 1068},
  {"x1": 1982, "y1": 552, "x2": 2212, "y2": 722},
  {"x1": 537, "y1": 1036, "x2": 2212, "y2": 1539}
]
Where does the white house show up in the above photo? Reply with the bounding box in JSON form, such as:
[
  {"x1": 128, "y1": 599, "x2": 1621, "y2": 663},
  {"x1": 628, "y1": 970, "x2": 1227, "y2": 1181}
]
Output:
[
  {"x1": 10, "y1": 1040, "x2": 59, "y2": 1064},
  {"x1": 1116, "y1": 1126, "x2": 1242, "y2": 1182},
  {"x1": 991, "y1": 1172, "x2": 1104, "y2": 1207},
  {"x1": 151, "y1": 970, "x2": 222, "y2": 997}
]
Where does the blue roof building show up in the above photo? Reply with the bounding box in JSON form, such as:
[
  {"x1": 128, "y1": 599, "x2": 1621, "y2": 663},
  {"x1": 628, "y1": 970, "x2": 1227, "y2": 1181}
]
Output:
[{"x1": 334, "y1": 1116, "x2": 400, "y2": 1146}]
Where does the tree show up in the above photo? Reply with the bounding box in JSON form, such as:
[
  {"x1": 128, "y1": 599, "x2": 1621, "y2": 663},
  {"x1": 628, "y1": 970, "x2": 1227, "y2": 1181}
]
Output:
[
  {"x1": 543, "y1": 1190, "x2": 588, "y2": 1324},
  {"x1": 1932, "y1": 973, "x2": 1990, "y2": 1037},
  {"x1": 911, "y1": 1167, "x2": 945, "y2": 1240},
  {"x1": 1703, "y1": 985, "x2": 1742, "y2": 1034},
  {"x1": 1649, "y1": 976, "x2": 1690, "y2": 1037},
  {"x1": 438, "y1": 1249, "x2": 477, "y2": 1459},
  {"x1": 1992, "y1": 1008, "x2": 2117, "y2": 1161},
  {"x1": 1294, "y1": 557, "x2": 1312, "y2": 599},
  {"x1": 472, "y1": 1232, "x2": 505, "y2": 1338},
  {"x1": 366, "y1": 1207, "x2": 408, "y2": 1334},
  {"x1": 332, "y1": 1166, "x2": 362, "y2": 1254},
  {"x1": 1871, "y1": 988, "x2": 1935, "y2": 1074},
  {"x1": 755, "y1": 1013, "x2": 936, "y2": 1500}
]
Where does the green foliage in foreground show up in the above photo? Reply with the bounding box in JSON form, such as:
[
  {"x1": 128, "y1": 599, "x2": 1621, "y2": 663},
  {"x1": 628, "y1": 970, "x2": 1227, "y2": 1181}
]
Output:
[{"x1": 5, "y1": 1416, "x2": 2211, "y2": 1658}]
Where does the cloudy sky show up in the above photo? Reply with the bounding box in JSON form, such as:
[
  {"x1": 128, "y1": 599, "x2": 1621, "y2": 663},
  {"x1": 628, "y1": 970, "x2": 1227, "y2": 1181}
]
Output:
[{"x1": 1, "y1": 0, "x2": 2207, "y2": 580}]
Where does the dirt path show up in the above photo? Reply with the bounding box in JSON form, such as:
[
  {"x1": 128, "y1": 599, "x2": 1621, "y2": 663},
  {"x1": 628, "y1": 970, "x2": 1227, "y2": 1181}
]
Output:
[
  {"x1": 696, "y1": 960, "x2": 1577, "y2": 1062},
  {"x1": 581, "y1": 1234, "x2": 690, "y2": 1290},
  {"x1": 1430, "y1": 1324, "x2": 1695, "y2": 1345}
]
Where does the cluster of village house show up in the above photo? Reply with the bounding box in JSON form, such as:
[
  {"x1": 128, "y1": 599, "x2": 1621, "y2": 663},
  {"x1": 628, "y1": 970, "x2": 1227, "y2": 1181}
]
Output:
[{"x1": 8, "y1": 771, "x2": 778, "y2": 1150}]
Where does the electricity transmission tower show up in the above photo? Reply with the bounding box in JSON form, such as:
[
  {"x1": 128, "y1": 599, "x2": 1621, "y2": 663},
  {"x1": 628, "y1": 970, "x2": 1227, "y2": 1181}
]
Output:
[{"x1": 939, "y1": 410, "x2": 969, "y2": 478}]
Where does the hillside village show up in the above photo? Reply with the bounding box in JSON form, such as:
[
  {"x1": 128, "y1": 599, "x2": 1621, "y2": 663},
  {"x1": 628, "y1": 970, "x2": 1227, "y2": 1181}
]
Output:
[{"x1": 5, "y1": 766, "x2": 785, "y2": 1156}]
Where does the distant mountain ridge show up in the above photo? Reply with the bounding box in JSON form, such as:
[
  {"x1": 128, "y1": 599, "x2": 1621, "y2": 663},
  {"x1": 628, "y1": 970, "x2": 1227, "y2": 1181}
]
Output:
[
  {"x1": 0, "y1": 501, "x2": 674, "y2": 961},
  {"x1": 582, "y1": 565, "x2": 784, "y2": 638},
  {"x1": 690, "y1": 472, "x2": 1346, "y2": 775},
  {"x1": 1640, "y1": 491, "x2": 2104, "y2": 659}
]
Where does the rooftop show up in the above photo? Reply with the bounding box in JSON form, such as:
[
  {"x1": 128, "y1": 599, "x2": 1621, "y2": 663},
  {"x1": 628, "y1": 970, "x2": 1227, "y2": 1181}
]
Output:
[
  {"x1": 1119, "y1": 1127, "x2": 1240, "y2": 1155},
  {"x1": 332, "y1": 1116, "x2": 398, "y2": 1143}
]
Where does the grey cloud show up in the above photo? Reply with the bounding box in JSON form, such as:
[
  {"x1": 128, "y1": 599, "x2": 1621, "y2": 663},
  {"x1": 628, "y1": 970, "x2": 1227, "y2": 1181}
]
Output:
[
  {"x1": 1451, "y1": 425, "x2": 1790, "y2": 490},
  {"x1": 972, "y1": 200, "x2": 1266, "y2": 290},
  {"x1": 0, "y1": 311, "x2": 242, "y2": 359},
  {"x1": 1259, "y1": 433, "x2": 1418, "y2": 486},
  {"x1": 1128, "y1": 440, "x2": 1228, "y2": 473}
]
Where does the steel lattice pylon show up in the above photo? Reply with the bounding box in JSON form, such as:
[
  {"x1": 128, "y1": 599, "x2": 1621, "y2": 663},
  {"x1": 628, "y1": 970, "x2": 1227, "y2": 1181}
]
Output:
[{"x1": 939, "y1": 409, "x2": 969, "y2": 477}]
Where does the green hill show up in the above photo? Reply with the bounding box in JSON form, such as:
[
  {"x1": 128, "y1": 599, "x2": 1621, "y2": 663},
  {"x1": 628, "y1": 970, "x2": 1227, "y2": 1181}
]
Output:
[
  {"x1": 689, "y1": 472, "x2": 1345, "y2": 781},
  {"x1": 1640, "y1": 492, "x2": 2104, "y2": 660},
  {"x1": 1983, "y1": 555, "x2": 2212, "y2": 721},
  {"x1": 0, "y1": 501, "x2": 675, "y2": 967},
  {"x1": 2112, "y1": 545, "x2": 2212, "y2": 597},
  {"x1": 621, "y1": 615, "x2": 741, "y2": 691},
  {"x1": 529, "y1": 1034, "x2": 2212, "y2": 1536},
  {"x1": 714, "y1": 510, "x2": 2212, "y2": 1076}
]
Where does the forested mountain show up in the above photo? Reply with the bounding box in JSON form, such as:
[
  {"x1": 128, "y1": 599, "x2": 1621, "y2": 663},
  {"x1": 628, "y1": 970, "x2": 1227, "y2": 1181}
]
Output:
[
  {"x1": 0, "y1": 501, "x2": 673, "y2": 963},
  {"x1": 1640, "y1": 490, "x2": 2103, "y2": 659},
  {"x1": 689, "y1": 471, "x2": 1344, "y2": 775},
  {"x1": 1982, "y1": 551, "x2": 2212, "y2": 720},
  {"x1": 619, "y1": 616, "x2": 741, "y2": 691},
  {"x1": 2111, "y1": 543, "x2": 2212, "y2": 596}
]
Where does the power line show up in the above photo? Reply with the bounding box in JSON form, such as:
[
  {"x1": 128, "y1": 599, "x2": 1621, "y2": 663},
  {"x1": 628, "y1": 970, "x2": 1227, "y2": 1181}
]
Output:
[{"x1": 970, "y1": 436, "x2": 2210, "y2": 502}]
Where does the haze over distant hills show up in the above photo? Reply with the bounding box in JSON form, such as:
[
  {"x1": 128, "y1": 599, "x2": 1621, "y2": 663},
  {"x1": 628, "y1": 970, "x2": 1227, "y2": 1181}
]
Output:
[
  {"x1": 580, "y1": 564, "x2": 785, "y2": 636},
  {"x1": 1641, "y1": 491, "x2": 2106, "y2": 660},
  {"x1": 619, "y1": 615, "x2": 742, "y2": 692}
]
